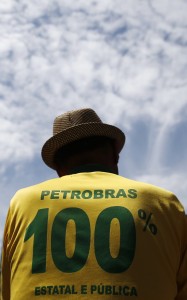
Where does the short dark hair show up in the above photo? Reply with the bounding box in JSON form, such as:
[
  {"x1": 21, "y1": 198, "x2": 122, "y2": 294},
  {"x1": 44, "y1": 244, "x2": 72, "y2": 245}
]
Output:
[{"x1": 53, "y1": 136, "x2": 115, "y2": 168}]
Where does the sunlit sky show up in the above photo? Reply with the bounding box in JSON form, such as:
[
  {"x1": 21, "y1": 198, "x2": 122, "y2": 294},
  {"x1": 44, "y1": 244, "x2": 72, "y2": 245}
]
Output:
[{"x1": 0, "y1": 0, "x2": 187, "y2": 245}]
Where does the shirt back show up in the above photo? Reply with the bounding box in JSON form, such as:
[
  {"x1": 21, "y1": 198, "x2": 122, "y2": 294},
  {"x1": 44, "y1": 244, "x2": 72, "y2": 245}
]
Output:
[{"x1": 2, "y1": 172, "x2": 187, "y2": 300}]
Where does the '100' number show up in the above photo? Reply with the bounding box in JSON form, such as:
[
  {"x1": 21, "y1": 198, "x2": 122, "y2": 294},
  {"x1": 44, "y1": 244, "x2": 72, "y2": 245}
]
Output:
[{"x1": 24, "y1": 206, "x2": 136, "y2": 274}]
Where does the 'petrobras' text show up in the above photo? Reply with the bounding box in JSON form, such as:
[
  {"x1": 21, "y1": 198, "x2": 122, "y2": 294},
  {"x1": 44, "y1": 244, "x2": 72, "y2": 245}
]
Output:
[{"x1": 40, "y1": 189, "x2": 137, "y2": 200}]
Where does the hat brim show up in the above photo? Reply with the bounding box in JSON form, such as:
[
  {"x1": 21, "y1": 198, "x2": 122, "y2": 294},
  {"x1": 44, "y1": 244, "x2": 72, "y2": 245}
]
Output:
[{"x1": 41, "y1": 122, "x2": 125, "y2": 169}]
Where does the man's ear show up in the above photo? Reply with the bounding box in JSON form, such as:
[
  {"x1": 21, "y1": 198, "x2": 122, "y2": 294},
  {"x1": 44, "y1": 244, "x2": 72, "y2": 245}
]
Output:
[
  {"x1": 115, "y1": 154, "x2": 119, "y2": 164},
  {"x1": 56, "y1": 169, "x2": 61, "y2": 177},
  {"x1": 55, "y1": 165, "x2": 64, "y2": 177},
  {"x1": 112, "y1": 148, "x2": 119, "y2": 164}
]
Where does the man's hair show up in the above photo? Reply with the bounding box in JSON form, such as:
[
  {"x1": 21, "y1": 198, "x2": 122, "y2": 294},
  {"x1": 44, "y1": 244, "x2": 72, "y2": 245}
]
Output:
[{"x1": 53, "y1": 136, "x2": 116, "y2": 168}]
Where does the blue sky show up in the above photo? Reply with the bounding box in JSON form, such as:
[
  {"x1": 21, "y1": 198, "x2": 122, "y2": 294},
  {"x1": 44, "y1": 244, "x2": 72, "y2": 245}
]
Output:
[{"x1": 0, "y1": 0, "x2": 187, "y2": 244}]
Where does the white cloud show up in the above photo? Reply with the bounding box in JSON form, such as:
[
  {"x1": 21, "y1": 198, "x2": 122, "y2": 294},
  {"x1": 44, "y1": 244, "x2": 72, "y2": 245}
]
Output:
[
  {"x1": 149, "y1": 0, "x2": 187, "y2": 26},
  {"x1": 0, "y1": 1, "x2": 13, "y2": 12},
  {"x1": 0, "y1": 0, "x2": 186, "y2": 165}
]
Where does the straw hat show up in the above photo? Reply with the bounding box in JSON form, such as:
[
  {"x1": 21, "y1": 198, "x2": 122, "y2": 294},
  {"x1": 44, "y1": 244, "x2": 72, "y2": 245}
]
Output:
[{"x1": 41, "y1": 108, "x2": 125, "y2": 169}]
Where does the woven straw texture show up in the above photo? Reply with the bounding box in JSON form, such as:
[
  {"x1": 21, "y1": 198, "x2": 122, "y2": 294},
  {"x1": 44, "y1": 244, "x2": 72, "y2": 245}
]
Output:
[{"x1": 42, "y1": 108, "x2": 125, "y2": 169}]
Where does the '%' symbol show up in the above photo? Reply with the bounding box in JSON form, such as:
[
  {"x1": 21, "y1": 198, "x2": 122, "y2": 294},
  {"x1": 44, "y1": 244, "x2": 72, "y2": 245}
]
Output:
[{"x1": 138, "y1": 209, "x2": 157, "y2": 235}]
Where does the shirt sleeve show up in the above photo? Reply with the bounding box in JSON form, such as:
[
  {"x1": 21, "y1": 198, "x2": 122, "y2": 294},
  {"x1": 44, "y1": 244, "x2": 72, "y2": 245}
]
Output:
[
  {"x1": 1, "y1": 208, "x2": 11, "y2": 300},
  {"x1": 176, "y1": 214, "x2": 187, "y2": 300}
]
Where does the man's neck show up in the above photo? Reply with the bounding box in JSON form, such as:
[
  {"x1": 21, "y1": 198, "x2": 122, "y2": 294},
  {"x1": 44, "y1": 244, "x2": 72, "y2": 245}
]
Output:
[{"x1": 68, "y1": 163, "x2": 118, "y2": 175}]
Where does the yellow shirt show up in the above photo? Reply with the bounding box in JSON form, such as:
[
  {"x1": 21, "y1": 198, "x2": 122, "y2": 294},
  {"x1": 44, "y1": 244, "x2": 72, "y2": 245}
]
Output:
[{"x1": 1, "y1": 172, "x2": 187, "y2": 299}]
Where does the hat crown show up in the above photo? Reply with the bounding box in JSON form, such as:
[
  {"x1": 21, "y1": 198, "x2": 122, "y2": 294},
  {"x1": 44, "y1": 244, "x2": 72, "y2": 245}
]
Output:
[
  {"x1": 53, "y1": 108, "x2": 102, "y2": 135},
  {"x1": 42, "y1": 107, "x2": 125, "y2": 169}
]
